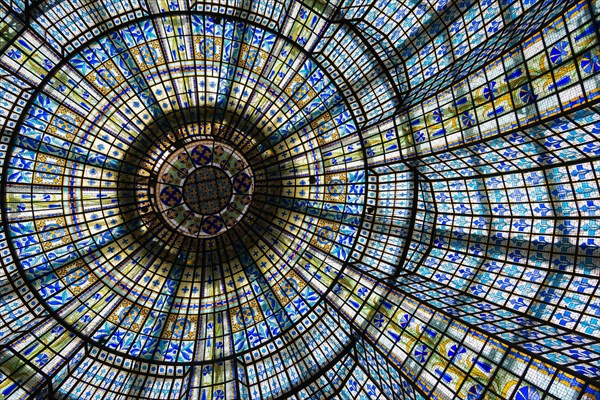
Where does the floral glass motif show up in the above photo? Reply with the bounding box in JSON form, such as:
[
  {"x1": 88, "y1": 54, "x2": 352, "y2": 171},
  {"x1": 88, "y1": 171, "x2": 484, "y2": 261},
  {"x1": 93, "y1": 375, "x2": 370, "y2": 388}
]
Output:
[{"x1": 0, "y1": 0, "x2": 598, "y2": 399}]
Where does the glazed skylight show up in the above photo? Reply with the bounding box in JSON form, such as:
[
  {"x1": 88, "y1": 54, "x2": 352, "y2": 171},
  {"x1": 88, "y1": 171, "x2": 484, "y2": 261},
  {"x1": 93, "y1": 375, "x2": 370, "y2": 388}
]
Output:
[{"x1": 0, "y1": 0, "x2": 599, "y2": 399}]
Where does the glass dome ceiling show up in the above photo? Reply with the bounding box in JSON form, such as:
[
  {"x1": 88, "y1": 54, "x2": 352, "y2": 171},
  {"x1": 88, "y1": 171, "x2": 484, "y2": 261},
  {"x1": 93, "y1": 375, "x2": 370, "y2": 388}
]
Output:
[{"x1": 0, "y1": 0, "x2": 599, "y2": 398}]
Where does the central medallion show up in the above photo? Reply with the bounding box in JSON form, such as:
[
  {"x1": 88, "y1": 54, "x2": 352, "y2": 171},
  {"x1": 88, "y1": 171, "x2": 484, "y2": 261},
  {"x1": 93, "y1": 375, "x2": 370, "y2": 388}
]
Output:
[
  {"x1": 140, "y1": 132, "x2": 255, "y2": 238},
  {"x1": 183, "y1": 166, "x2": 232, "y2": 215}
]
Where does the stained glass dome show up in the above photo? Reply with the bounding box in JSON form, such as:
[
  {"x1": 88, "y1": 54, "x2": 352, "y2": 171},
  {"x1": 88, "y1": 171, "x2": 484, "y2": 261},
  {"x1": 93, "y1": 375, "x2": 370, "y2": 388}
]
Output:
[{"x1": 0, "y1": 0, "x2": 599, "y2": 398}]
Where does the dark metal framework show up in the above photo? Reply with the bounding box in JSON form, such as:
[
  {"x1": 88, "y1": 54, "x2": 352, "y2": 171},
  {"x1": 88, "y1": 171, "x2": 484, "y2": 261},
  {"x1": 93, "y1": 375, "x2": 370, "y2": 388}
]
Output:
[{"x1": 0, "y1": 0, "x2": 599, "y2": 398}]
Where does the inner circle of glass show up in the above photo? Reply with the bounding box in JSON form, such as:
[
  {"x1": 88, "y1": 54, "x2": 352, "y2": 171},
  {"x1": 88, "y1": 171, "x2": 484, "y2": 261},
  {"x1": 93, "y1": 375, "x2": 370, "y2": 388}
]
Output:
[
  {"x1": 183, "y1": 166, "x2": 232, "y2": 214},
  {"x1": 150, "y1": 134, "x2": 256, "y2": 239}
]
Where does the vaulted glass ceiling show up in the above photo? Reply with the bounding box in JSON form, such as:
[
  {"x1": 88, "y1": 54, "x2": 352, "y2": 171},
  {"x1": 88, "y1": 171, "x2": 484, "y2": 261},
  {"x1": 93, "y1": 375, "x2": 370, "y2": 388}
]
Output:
[{"x1": 0, "y1": 0, "x2": 599, "y2": 399}]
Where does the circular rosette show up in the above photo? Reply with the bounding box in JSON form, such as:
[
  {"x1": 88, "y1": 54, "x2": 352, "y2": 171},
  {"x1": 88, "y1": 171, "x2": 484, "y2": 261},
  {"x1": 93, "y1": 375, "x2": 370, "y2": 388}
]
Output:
[
  {"x1": 201, "y1": 215, "x2": 225, "y2": 235},
  {"x1": 191, "y1": 144, "x2": 213, "y2": 166},
  {"x1": 159, "y1": 186, "x2": 183, "y2": 207},
  {"x1": 233, "y1": 172, "x2": 253, "y2": 194},
  {"x1": 144, "y1": 135, "x2": 255, "y2": 238},
  {"x1": 183, "y1": 166, "x2": 233, "y2": 215},
  {"x1": 326, "y1": 178, "x2": 345, "y2": 198}
]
